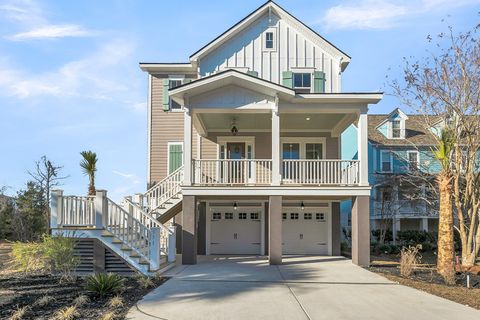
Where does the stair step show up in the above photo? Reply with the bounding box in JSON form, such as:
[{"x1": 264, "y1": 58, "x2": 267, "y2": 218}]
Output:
[
  {"x1": 112, "y1": 239, "x2": 123, "y2": 244},
  {"x1": 120, "y1": 246, "x2": 132, "y2": 251},
  {"x1": 101, "y1": 231, "x2": 114, "y2": 237}
]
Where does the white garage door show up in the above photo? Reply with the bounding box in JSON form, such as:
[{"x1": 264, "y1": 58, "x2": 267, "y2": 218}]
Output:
[
  {"x1": 210, "y1": 209, "x2": 262, "y2": 255},
  {"x1": 282, "y1": 210, "x2": 329, "y2": 255}
]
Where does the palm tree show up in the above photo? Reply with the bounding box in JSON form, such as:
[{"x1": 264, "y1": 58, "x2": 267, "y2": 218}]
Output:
[
  {"x1": 80, "y1": 151, "x2": 98, "y2": 196},
  {"x1": 433, "y1": 128, "x2": 456, "y2": 284}
]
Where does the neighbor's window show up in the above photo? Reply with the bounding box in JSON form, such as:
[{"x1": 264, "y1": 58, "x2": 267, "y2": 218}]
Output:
[
  {"x1": 265, "y1": 32, "x2": 274, "y2": 49},
  {"x1": 381, "y1": 151, "x2": 392, "y2": 172},
  {"x1": 408, "y1": 151, "x2": 419, "y2": 171},
  {"x1": 392, "y1": 120, "x2": 401, "y2": 138},
  {"x1": 293, "y1": 73, "x2": 311, "y2": 89},
  {"x1": 169, "y1": 79, "x2": 182, "y2": 110}
]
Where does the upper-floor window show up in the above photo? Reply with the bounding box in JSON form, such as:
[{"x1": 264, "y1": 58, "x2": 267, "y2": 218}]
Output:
[
  {"x1": 407, "y1": 151, "x2": 419, "y2": 171},
  {"x1": 381, "y1": 150, "x2": 392, "y2": 172},
  {"x1": 392, "y1": 120, "x2": 401, "y2": 138},
  {"x1": 169, "y1": 79, "x2": 182, "y2": 110},
  {"x1": 293, "y1": 73, "x2": 311, "y2": 89},
  {"x1": 265, "y1": 32, "x2": 274, "y2": 49}
]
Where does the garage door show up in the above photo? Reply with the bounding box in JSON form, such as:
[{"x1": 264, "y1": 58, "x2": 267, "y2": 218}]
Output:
[
  {"x1": 210, "y1": 209, "x2": 262, "y2": 255},
  {"x1": 282, "y1": 210, "x2": 329, "y2": 255}
]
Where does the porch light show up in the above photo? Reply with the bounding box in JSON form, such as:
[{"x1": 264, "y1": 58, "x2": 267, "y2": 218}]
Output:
[
  {"x1": 233, "y1": 202, "x2": 238, "y2": 210},
  {"x1": 301, "y1": 201, "x2": 305, "y2": 210},
  {"x1": 231, "y1": 118, "x2": 238, "y2": 136},
  {"x1": 306, "y1": 117, "x2": 310, "y2": 121}
]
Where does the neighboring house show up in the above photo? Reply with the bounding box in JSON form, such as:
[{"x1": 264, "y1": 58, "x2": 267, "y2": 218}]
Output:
[
  {"x1": 341, "y1": 108, "x2": 442, "y2": 242},
  {"x1": 51, "y1": 1, "x2": 382, "y2": 275}
]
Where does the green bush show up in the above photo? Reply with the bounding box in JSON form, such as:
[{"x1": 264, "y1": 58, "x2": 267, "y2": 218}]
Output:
[
  {"x1": 11, "y1": 241, "x2": 45, "y2": 272},
  {"x1": 86, "y1": 273, "x2": 124, "y2": 297},
  {"x1": 371, "y1": 229, "x2": 393, "y2": 243},
  {"x1": 42, "y1": 234, "x2": 79, "y2": 281}
]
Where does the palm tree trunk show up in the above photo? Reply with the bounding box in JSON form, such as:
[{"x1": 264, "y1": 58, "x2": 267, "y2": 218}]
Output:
[
  {"x1": 437, "y1": 173, "x2": 456, "y2": 284},
  {"x1": 88, "y1": 176, "x2": 96, "y2": 196}
]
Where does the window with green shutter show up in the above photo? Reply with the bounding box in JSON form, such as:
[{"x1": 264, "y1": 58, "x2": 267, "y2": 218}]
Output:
[{"x1": 168, "y1": 143, "x2": 183, "y2": 174}]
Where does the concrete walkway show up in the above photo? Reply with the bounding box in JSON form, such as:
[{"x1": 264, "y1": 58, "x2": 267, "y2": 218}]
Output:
[{"x1": 127, "y1": 256, "x2": 480, "y2": 320}]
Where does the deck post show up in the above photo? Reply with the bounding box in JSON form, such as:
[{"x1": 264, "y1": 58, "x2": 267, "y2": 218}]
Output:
[
  {"x1": 95, "y1": 190, "x2": 108, "y2": 229},
  {"x1": 149, "y1": 227, "x2": 161, "y2": 270},
  {"x1": 182, "y1": 195, "x2": 197, "y2": 264},
  {"x1": 357, "y1": 110, "x2": 369, "y2": 186},
  {"x1": 351, "y1": 196, "x2": 370, "y2": 266},
  {"x1": 271, "y1": 96, "x2": 281, "y2": 185},
  {"x1": 50, "y1": 189, "x2": 63, "y2": 230},
  {"x1": 183, "y1": 101, "x2": 192, "y2": 186},
  {"x1": 269, "y1": 195, "x2": 282, "y2": 265},
  {"x1": 168, "y1": 226, "x2": 177, "y2": 262}
]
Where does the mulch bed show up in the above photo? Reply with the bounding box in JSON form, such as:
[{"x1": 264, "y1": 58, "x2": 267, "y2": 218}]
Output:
[
  {"x1": 0, "y1": 272, "x2": 168, "y2": 319},
  {"x1": 368, "y1": 265, "x2": 480, "y2": 310}
]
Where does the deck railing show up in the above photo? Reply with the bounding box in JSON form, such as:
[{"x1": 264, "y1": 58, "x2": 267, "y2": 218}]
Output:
[
  {"x1": 144, "y1": 165, "x2": 183, "y2": 212},
  {"x1": 193, "y1": 159, "x2": 272, "y2": 185},
  {"x1": 61, "y1": 196, "x2": 95, "y2": 226},
  {"x1": 192, "y1": 159, "x2": 359, "y2": 186}
]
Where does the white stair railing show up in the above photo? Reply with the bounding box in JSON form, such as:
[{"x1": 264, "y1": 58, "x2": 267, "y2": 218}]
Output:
[{"x1": 144, "y1": 165, "x2": 183, "y2": 213}]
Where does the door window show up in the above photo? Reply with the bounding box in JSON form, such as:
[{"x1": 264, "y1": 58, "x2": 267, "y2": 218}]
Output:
[
  {"x1": 306, "y1": 143, "x2": 323, "y2": 159},
  {"x1": 283, "y1": 143, "x2": 300, "y2": 159}
]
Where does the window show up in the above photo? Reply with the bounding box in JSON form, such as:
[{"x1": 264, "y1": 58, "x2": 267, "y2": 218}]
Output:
[
  {"x1": 381, "y1": 151, "x2": 392, "y2": 172},
  {"x1": 265, "y1": 32, "x2": 274, "y2": 49},
  {"x1": 304, "y1": 213, "x2": 312, "y2": 220},
  {"x1": 239, "y1": 212, "x2": 247, "y2": 220},
  {"x1": 392, "y1": 120, "x2": 401, "y2": 138},
  {"x1": 407, "y1": 151, "x2": 419, "y2": 171},
  {"x1": 306, "y1": 143, "x2": 323, "y2": 160},
  {"x1": 225, "y1": 212, "x2": 233, "y2": 219},
  {"x1": 290, "y1": 213, "x2": 299, "y2": 220},
  {"x1": 293, "y1": 73, "x2": 311, "y2": 89},
  {"x1": 250, "y1": 213, "x2": 259, "y2": 220},
  {"x1": 282, "y1": 143, "x2": 300, "y2": 160},
  {"x1": 169, "y1": 79, "x2": 182, "y2": 110},
  {"x1": 213, "y1": 212, "x2": 221, "y2": 220},
  {"x1": 282, "y1": 213, "x2": 287, "y2": 220},
  {"x1": 316, "y1": 213, "x2": 325, "y2": 221}
]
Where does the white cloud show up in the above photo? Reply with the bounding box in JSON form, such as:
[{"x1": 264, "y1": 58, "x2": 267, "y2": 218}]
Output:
[
  {"x1": 0, "y1": 39, "x2": 136, "y2": 99},
  {"x1": 111, "y1": 170, "x2": 141, "y2": 200},
  {"x1": 322, "y1": 0, "x2": 480, "y2": 30},
  {"x1": 9, "y1": 24, "x2": 92, "y2": 40},
  {"x1": 1, "y1": 0, "x2": 92, "y2": 40}
]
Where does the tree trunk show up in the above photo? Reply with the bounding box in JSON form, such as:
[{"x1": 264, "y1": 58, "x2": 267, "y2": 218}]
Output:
[{"x1": 437, "y1": 173, "x2": 456, "y2": 284}]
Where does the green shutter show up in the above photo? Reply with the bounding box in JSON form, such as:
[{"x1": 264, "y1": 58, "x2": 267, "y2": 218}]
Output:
[
  {"x1": 313, "y1": 71, "x2": 326, "y2": 93},
  {"x1": 247, "y1": 70, "x2": 258, "y2": 77},
  {"x1": 168, "y1": 144, "x2": 183, "y2": 174},
  {"x1": 282, "y1": 71, "x2": 293, "y2": 88},
  {"x1": 162, "y1": 79, "x2": 170, "y2": 111}
]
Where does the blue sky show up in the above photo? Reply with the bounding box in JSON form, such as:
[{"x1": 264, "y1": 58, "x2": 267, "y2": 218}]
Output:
[{"x1": 0, "y1": 0, "x2": 479, "y2": 200}]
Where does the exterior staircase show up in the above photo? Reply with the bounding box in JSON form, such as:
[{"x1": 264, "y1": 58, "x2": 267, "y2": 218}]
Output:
[{"x1": 51, "y1": 166, "x2": 185, "y2": 275}]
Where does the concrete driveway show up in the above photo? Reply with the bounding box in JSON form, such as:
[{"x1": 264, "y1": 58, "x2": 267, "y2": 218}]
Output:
[{"x1": 127, "y1": 256, "x2": 480, "y2": 320}]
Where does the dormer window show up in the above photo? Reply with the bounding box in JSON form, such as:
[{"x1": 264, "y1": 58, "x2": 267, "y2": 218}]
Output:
[{"x1": 392, "y1": 120, "x2": 401, "y2": 138}]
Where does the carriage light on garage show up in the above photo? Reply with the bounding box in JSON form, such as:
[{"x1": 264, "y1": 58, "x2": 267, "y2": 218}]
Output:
[
  {"x1": 233, "y1": 201, "x2": 238, "y2": 210},
  {"x1": 300, "y1": 201, "x2": 305, "y2": 210}
]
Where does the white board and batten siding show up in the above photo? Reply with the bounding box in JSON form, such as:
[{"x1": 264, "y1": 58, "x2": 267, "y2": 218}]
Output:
[{"x1": 198, "y1": 13, "x2": 341, "y2": 93}]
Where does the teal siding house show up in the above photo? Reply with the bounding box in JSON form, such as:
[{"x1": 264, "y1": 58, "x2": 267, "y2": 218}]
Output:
[{"x1": 341, "y1": 108, "x2": 442, "y2": 241}]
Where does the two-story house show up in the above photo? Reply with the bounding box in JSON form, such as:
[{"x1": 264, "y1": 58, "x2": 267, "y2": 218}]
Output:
[
  {"x1": 341, "y1": 108, "x2": 441, "y2": 243},
  {"x1": 50, "y1": 1, "x2": 382, "y2": 275}
]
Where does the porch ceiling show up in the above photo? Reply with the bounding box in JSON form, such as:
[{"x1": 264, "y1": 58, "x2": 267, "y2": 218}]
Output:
[{"x1": 198, "y1": 112, "x2": 348, "y2": 132}]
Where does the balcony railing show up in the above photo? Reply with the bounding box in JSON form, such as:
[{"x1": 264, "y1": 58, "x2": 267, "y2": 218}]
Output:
[{"x1": 192, "y1": 159, "x2": 359, "y2": 186}]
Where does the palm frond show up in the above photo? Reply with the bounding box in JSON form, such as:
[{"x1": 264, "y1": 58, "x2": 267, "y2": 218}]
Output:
[
  {"x1": 434, "y1": 128, "x2": 455, "y2": 171},
  {"x1": 80, "y1": 151, "x2": 98, "y2": 176}
]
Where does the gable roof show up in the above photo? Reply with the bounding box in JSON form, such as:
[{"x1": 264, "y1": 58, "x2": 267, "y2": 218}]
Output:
[
  {"x1": 374, "y1": 107, "x2": 409, "y2": 130},
  {"x1": 369, "y1": 114, "x2": 441, "y2": 146},
  {"x1": 189, "y1": 1, "x2": 351, "y2": 70}
]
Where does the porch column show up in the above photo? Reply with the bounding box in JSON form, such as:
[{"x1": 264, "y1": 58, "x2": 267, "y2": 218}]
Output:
[
  {"x1": 351, "y1": 196, "x2": 370, "y2": 266},
  {"x1": 331, "y1": 202, "x2": 341, "y2": 256},
  {"x1": 269, "y1": 195, "x2": 282, "y2": 265},
  {"x1": 420, "y1": 218, "x2": 429, "y2": 232},
  {"x1": 183, "y1": 106, "x2": 192, "y2": 186},
  {"x1": 271, "y1": 96, "x2": 281, "y2": 185},
  {"x1": 182, "y1": 195, "x2": 197, "y2": 264},
  {"x1": 357, "y1": 110, "x2": 368, "y2": 186}
]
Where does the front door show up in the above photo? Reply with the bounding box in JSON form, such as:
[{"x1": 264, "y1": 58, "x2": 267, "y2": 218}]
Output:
[
  {"x1": 226, "y1": 143, "x2": 245, "y2": 183},
  {"x1": 282, "y1": 143, "x2": 300, "y2": 180}
]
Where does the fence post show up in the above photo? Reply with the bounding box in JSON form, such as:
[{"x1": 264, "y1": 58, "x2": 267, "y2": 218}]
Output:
[
  {"x1": 149, "y1": 227, "x2": 161, "y2": 270},
  {"x1": 168, "y1": 226, "x2": 177, "y2": 262},
  {"x1": 50, "y1": 189, "x2": 63, "y2": 230},
  {"x1": 95, "y1": 190, "x2": 108, "y2": 229}
]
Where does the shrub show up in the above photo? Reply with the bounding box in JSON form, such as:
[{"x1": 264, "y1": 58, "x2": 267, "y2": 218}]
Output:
[
  {"x1": 86, "y1": 273, "x2": 124, "y2": 297},
  {"x1": 72, "y1": 295, "x2": 89, "y2": 307},
  {"x1": 11, "y1": 241, "x2": 45, "y2": 272},
  {"x1": 107, "y1": 295, "x2": 124, "y2": 309},
  {"x1": 100, "y1": 311, "x2": 116, "y2": 320},
  {"x1": 34, "y1": 295, "x2": 55, "y2": 307},
  {"x1": 400, "y1": 245, "x2": 421, "y2": 277},
  {"x1": 9, "y1": 306, "x2": 29, "y2": 320},
  {"x1": 135, "y1": 275, "x2": 153, "y2": 289},
  {"x1": 42, "y1": 234, "x2": 79, "y2": 282},
  {"x1": 54, "y1": 306, "x2": 79, "y2": 320}
]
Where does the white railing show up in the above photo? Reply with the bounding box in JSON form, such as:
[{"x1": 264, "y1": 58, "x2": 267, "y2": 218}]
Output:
[
  {"x1": 282, "y1": 160, "x2": 359, "y2": 185},
  {"x1": 145, "y1": 166, "x2": 183, "y2": 212},
  {"x1": 61, "y1": 196, "x2": 95, "y2": 226},
  {"x1": 193, "y1": 159, "x2": 272, "y2": 185}
]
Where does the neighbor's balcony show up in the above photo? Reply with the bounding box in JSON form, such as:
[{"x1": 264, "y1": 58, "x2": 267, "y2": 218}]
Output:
[{"x1": 192, "y1": 159, "x2": 360, "y2": 186}]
